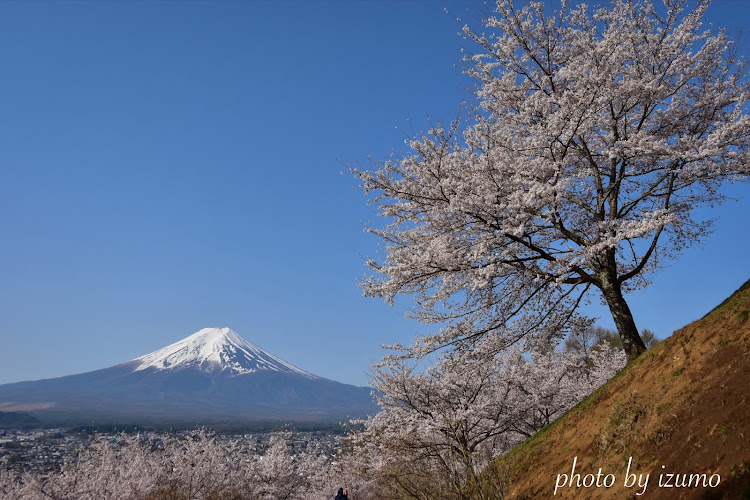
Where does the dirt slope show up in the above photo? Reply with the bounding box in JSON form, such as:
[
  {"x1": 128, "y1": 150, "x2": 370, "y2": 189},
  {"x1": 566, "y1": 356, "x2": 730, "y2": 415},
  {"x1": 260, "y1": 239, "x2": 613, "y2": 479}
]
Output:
[{"x1": 494, "y1": 280, "x2": 750, "y2": 499}]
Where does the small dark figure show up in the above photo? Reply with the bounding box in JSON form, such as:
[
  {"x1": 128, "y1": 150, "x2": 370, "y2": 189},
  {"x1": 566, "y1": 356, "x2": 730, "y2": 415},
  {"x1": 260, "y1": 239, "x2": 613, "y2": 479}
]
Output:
[{"x1": 335, "y1": 487, "x2": 349, "y2": 500}]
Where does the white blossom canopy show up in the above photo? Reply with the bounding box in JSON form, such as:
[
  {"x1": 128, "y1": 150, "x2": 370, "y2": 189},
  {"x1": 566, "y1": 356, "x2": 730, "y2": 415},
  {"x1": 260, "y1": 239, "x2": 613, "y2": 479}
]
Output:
[{"x1": 354, "y1": 0, "x2": 750, "y2": 361}]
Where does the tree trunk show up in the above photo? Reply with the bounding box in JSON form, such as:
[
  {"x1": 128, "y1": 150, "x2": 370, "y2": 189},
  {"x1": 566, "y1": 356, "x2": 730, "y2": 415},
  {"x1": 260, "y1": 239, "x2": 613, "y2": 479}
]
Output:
[{"x1": 598, "y1": 275, "x2": 647, "y2": 363}]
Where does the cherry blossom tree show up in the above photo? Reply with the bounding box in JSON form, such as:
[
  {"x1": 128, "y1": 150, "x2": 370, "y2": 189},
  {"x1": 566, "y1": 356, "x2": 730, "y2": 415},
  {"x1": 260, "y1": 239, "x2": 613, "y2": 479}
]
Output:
[
  {"x1": 8, "y1": 430, "x2": 338, "y2": 500},
  {"x1": 343, "y1": 341, "x2": 624, "y2": 499},
  {"x1": 246, "y1": 432, "x2": 330, "y2": 500},
  {"x1": 354, "y1": 0, "x2": 750, "y2": 362},
  {"x1": 18, "y1": 434, "x2": 163, "y2": 500}
]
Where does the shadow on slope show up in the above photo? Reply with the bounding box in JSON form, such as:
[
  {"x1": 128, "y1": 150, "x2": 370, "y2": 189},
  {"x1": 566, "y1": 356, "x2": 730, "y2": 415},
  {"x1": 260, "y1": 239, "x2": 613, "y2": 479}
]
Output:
[{"x1": 489, "y1": 279, "x2": 750, "y2": 499}]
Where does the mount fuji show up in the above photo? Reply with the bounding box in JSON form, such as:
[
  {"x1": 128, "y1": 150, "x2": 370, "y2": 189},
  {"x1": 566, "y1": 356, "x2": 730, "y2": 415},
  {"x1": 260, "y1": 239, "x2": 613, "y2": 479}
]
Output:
[
  {"x1": 131, "y1": 327, "x2": 316, "y2": 377},
  {"x1": 0, "y1": 328, "x2": 378, "y2": 425}
]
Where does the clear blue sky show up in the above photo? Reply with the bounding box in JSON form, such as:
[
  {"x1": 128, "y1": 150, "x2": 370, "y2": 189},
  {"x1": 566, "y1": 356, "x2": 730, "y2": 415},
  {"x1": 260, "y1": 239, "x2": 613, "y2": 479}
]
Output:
[{"x1": 1, "y1": 0, "x2": 748, "y2": 387}]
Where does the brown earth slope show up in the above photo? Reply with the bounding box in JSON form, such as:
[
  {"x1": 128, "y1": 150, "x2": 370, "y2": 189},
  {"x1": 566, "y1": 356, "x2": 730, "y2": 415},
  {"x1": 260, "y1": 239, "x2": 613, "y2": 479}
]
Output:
[{"x1": 493, "y1": 280, "x2": 750, "y2": 499}]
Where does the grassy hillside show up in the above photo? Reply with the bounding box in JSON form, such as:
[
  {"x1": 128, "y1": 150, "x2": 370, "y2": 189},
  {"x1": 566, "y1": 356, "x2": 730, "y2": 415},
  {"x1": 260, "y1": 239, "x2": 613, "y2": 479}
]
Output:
[{"x1": 490, "y1": 280, "x2": 750, "y2": 499}]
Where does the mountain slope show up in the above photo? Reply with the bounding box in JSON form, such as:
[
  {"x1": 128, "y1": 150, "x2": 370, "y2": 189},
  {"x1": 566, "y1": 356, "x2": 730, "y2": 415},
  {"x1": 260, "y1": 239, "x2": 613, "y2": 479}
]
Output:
[
  {"x1": 0, "y1": 328, "x2": 377, "y2": 425},
  {"x1": 489, "y1": 280, "x2": 750, "y2": 499}
]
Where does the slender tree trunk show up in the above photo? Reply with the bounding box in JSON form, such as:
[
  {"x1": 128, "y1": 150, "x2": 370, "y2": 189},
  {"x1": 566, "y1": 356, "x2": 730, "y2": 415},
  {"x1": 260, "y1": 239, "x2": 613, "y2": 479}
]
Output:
[{"x1": 597, "y1": 273, "x2": 646, "y2": 363}]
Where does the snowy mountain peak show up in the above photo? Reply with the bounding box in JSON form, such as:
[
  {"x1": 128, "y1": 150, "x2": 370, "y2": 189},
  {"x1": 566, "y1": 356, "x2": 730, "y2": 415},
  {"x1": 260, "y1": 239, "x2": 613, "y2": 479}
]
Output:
[{"x1": 132, "y1": 327, "x2": 314, "y2": 377}]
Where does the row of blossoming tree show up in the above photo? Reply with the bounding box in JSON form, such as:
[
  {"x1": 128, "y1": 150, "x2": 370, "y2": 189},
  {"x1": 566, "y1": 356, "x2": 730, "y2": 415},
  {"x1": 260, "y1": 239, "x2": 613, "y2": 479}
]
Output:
[
  {"x1": 343, "y1": 332, "x2": 630, "y2": 499},
  {"x1": 2, "y1": 430, "x2": 351, "y2": 500}
]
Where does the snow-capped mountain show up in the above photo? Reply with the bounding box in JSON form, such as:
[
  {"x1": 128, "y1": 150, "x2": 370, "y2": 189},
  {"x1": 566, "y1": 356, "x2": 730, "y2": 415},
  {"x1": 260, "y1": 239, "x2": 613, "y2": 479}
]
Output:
[
  {"x1": 132, "y1": 327, "x2": 314, "y2": 377},
  {"x1": 0, "y1": 328, "x2": 377, "y2": 425}
]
